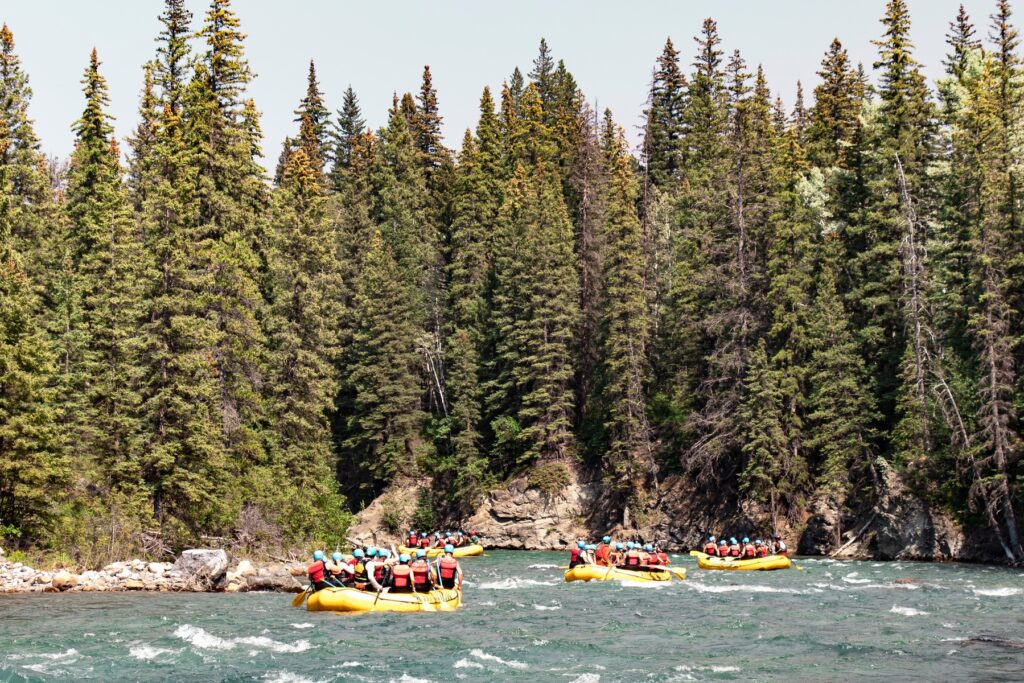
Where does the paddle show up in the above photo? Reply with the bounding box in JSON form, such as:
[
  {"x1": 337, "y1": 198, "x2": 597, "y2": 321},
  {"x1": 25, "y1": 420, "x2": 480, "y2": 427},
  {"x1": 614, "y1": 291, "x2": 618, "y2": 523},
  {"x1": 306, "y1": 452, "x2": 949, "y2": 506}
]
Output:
[
  {"x1": 640, "y1": 564, "x2": 685, "y2": 580},
  {"x1": 291, "y1": 585, "x2": 311, "y2": 608}
]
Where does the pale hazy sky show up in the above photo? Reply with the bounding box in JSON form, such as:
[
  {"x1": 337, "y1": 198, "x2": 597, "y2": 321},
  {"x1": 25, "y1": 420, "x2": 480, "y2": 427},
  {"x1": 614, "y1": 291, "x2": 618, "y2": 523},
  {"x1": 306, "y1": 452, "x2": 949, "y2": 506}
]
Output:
[{"x1": 2, "y1": 0, "x2": 998, "y2": 169}]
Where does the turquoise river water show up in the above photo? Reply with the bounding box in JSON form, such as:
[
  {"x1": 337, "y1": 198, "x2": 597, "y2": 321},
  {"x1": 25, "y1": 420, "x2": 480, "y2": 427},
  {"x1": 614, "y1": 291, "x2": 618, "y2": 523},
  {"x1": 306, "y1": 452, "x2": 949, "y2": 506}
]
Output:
[{"x1": 1, "y1": 551, "x2": 1023, "y2": 682}]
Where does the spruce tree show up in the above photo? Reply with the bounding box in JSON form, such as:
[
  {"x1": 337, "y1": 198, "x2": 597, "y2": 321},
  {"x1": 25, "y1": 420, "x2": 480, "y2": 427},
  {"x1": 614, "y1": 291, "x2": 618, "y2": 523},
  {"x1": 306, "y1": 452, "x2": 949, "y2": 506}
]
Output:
[
  {"x1": 594, "y1": 112, "x2": 653, "y2": 510},
  {"x1": 329, "y1": 85, "x2": 366, "y2": 189},
  {"x1": 0, "y1": 115, "x2": 68, "y2": 541},
  {"x1": 293, "y1": 60, "x2": 330, "y2": 165},
  {"x1": 63, "y1": 50, "x2": 149, "y2": 491},
  {"x1": 341, "y1": 230, "x2": 427, "y2": 498},
  {"x1": 643, "y1": 37, "x2": 688, "y2": 190}
]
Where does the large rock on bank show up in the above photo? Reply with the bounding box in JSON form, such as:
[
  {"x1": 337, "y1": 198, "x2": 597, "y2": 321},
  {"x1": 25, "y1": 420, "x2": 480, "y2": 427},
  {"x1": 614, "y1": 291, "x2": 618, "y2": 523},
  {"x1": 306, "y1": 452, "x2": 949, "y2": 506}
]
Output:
[
  {"x1": 465, "y1": 460, "x2": 594, "y2": 549},
  {"x1": 171, "y1": 549, "x2": 229, "y2": 589}
]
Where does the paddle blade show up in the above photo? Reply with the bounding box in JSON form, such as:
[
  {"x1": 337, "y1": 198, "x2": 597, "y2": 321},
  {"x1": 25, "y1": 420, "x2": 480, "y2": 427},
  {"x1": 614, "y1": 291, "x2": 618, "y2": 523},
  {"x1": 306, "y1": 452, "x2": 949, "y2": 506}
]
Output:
[{"x1": 291, "y1": 588, "x2": 309, "y2": 608}]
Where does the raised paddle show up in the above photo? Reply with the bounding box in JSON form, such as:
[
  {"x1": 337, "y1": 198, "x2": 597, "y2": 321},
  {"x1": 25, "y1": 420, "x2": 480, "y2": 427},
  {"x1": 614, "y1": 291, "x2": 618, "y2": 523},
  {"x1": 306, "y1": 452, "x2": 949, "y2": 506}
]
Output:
[
  {"x1": 639, "y1": 564, "x2": 685, "y2": 580},
  {"x1": 291, "y1": 585, "x2": 312, "y2": 608}
]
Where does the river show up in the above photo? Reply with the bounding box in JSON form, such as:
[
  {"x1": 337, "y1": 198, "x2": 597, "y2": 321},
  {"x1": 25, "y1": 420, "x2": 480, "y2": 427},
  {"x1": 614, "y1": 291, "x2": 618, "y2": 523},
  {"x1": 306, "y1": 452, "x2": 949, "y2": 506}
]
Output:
[{"x1": 1, "y1": 551, "x2": 1022, "y2": 682}]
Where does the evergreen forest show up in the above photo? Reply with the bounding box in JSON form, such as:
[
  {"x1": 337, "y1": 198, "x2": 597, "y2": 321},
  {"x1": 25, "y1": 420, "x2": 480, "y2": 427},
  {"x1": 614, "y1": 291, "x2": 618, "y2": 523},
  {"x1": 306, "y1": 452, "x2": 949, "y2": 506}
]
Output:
[{"x1": 2, "y1": 0, "x2": 1023, "y2": 564}]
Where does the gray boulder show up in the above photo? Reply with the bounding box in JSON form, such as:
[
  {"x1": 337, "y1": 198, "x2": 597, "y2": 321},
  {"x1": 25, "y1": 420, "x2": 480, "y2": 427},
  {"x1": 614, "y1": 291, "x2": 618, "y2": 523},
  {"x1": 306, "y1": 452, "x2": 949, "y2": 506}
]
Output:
[
  {"x1": 245, "y1": 565, "x2": 303, "y2": 593},
  {"x1": 172, "y1": 549, "x2": 229, "y2": 589}
]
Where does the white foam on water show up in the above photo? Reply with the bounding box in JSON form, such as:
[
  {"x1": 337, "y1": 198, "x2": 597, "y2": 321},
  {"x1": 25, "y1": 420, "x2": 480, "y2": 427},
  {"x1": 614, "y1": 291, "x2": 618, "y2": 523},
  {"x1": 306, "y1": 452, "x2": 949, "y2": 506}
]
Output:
[
  {"x1": 478, "y1": 601, "x2": 496, "y2": 606},
  {"x1": 711, "y1": 666, "x2": 740, "y2": 672},
  {"x1": 174, "y1": 625, "x2": 314, "y2": 653},
  {"x1": 390, "y1": 675, "x2": 432, "y2": 683},
  {"x1": 533, "y1": 603, "x2": 561, "y2": 611},
  {"x1": 685, "y1": 582, "x2": 805, "y2": 595},
  {"x1": 6, "y1": 649, "x2": 79, "y2": 662},
  {"x1": 291, "y1": 623, "x2": 315, "y2": 629},
  {"x1": 890, "y1": 606, "x2": 929, "y2": 616},
  {"x1": 264, "y1": 673, "x2": 316, "y2": 683},
  {"x1": 972, "y1": 587, "x2": 1021, "y2": 597},
  {"x1": 469, "y1": 648, "x2": 528, "y2": 669},
  {"x1": 453, "y1": 659, "x2": 484, "y2": 669},
  {"x1": 842, "y1": 575, "x2": 871, "y2": 584},
  {"x1": 477, "y1": 577, "x2": 558, "y2": 590},
  {"x1": 527, "y1": 563, "x2": 560, "y2": 569},
  {"x1": 336, "y1": 662, "x2": 362, "y2": 668},
  {"x1": 129, "y1": 644, "x2": 179, "y2": 661},
  {"x1": 533, "y1": 639, "x2": 549, "y2": 646},
  {"x1": 569, "y1": 675, "x2": 601, "y2": 683}
]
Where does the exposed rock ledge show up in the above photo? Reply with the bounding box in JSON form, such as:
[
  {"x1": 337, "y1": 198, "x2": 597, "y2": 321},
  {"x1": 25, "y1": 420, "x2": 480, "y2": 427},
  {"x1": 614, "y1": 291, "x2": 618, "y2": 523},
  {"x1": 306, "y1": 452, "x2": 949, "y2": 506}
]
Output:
[{"x1": 0, "y1": 547, "x2": 305, "y2": 594}]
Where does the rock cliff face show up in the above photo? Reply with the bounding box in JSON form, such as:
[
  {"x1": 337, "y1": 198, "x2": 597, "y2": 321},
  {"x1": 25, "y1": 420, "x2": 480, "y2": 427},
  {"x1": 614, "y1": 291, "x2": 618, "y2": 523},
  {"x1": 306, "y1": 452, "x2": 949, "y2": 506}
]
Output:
[
  {"x1": 347, "y1": 459, "x2": 1005, "y2": 563},
  {"x1": 464, "y1": 462, "x2": 595, "y2": 549},
  {"x1": 799, "y1": 461, "x2": 992, "y2": 562}
]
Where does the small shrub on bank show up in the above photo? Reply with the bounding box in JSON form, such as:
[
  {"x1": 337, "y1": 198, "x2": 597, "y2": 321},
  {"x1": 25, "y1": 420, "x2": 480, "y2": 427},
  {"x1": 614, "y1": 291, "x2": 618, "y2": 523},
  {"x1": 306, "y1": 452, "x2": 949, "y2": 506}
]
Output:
[{"x1": 527, "y1": 461, "x2": 571, "y2": 495}]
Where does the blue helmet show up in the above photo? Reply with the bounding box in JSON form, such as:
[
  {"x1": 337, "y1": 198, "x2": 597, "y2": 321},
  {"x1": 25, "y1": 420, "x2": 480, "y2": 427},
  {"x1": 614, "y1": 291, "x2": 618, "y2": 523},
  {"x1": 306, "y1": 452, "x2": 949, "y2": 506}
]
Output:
[
  {"x1": 471, "y1": 536, "x2": 479, "y2": 543},
  {"x1": 586, "y1": 544, "x2": 596, "y2": 551},
  {"x1": 434, "y1": 532, "x2": 441, "y2": 538},
  {"x1": 626, "y1": 542, "x2": 634, "y2": 549},
  {"x1": 602, "y1": 536, "x2": 611, "y2": 543},
  {"x1": 615, "y1": 543, "x2": 624, "y2": 550},
  {"x1": 644, "y1": 544, "x2": 654, "y2": 552},
  {"x1": 577, "y1": 540, "x2": 586, "y2": 548},
  {"x1": 755, "y1": 540, "x2": 762, "y2": 545},
  {"x1": 444, "y1": 544, "x2": 455, "y2": 553},
  {"x1": 709, "y1": 535, "x2": 716, "y2": 542},
  {"x1": 730, "y1": 538, "x2": 737, "y2": 544},
  {"x1": 445, "y1": 531, "x2": 452, "y2": 537},
  {"x1": 419, "y1": 532, "x2": 428, "y2": 537},
  {"x1": 353, "y1": 549, "x2": 364, "y2": 558},
  {"x1": 380, "y1": 549, "x2": 391, "y2": 558},
  {"x1": 332, "y1": 552, "x2": 342, "y2": 562},
  {"x1": 399, "y1": 553, "x2": 411, "y2": 563},
  {"x1": 313, "y1": 550, "x2": 325, "y2": 561},
  {"x1": 743, "y1": 537, "x2": 750, "y2": 544},
  {"x1": 416, "y1": 549, "x2": 427, "y2": 558},
  {"x1": 366, "y1": 547, "x2": 378, "y2": 557}
]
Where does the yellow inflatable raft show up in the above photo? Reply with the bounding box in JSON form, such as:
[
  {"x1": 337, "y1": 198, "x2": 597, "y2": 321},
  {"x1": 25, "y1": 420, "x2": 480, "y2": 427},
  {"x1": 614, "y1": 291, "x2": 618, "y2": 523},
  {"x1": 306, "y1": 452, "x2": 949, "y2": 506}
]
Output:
[
  {"x1": 563, "y1": 564, "x2": 681, "y2": 582},
  {"x1": 306, "y1": 586, "x2": 462, "y2": 613},
  {"x1": 693, "y1": 552, "x2": 791, "y2": 571},
  {"x1": 398, "y1": 543, "x2": 484, "y2": 558}
]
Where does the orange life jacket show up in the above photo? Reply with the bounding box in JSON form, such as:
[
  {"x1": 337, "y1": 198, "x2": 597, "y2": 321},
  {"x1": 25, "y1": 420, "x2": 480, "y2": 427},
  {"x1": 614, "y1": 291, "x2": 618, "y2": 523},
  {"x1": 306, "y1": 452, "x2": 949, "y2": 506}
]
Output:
[
  {"x1": 595, "y1": 544, "x2": 611, "y2": 566},
  {"x1": 439, "y1": 556, "x2": 459, "y2": 580},
  {"x1": 391, "y1": 564, "x2": 411, "y2": 589},
  {"x1": 411, "y1": 559, "x2": 430, "y2": 587}
]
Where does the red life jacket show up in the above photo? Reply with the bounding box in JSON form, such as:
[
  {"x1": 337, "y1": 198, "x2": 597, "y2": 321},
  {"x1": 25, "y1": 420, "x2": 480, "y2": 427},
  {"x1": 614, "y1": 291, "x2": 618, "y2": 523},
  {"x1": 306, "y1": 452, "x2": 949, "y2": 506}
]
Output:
[
  {"x1": 703, "y1": 542, "x2": 718, "y2": 555},
  {"x1": 570, "y1": 547, "x2": 581, "y2": 564},
  {"x1": 307, "y1": 560, "x2": 325, "y2": 583},
  {"x1": 407, "y1": 534, "x2": 418, "y2": 546},
  {"x1": 718, "y1": 545, "x2": 728, "y2": 556},
  {"x1": 439, "y1": 556, "x2": 458, "y2": 580},
  {"x1": 347, "y1": 557, "x2": 358, "y2": 567},
  {"x1": 743, "y1": 545, "x2": 756, "y2": 559},
  {"x1": 625, "y1": 549, "x2": 641, "y2": 567},
  {"x1": 729, "y1": 544, "x2": 741, "y2": 557},
  {"x1": 418, "y1": 537, "x2": 430, "y2": 548},
  {"x1": 391, "y1": 565, "x2": 411, "y2": 589},
  {"x1": 657, "y1": 552, "x2": 669, "y2": 565},
  {"x1": 372, "y1": 562, "x2": 385, "y2": 583},
  {"x1": 595, "y1": 544, "x2": 611, "y2": 566},
  {"x1": 756, "y1": 546, "x2": 768, "y2": 558},
  {"x1": 411, "y1": 559, "x2": 430, "y2": 587}
]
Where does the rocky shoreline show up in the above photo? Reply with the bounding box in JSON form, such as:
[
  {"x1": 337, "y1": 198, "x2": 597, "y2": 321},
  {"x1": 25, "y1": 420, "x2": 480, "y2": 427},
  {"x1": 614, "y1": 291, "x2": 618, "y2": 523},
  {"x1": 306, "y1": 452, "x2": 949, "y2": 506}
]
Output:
[{"x1": 0, "y1": 548, "x2": 306, "y2": 595}]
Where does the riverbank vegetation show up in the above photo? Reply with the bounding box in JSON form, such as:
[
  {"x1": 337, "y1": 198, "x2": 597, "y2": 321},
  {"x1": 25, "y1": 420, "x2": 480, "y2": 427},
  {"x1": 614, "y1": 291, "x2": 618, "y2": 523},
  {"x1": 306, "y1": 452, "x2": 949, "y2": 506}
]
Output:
[{"x1": 1, "y1": 0, "x2": 1022, "y2": 563}]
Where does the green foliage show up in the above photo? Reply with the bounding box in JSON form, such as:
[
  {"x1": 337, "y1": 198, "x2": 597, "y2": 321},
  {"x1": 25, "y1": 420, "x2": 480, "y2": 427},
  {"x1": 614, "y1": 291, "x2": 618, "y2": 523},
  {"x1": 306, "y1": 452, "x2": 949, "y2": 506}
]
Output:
[
  {"x1": 410, "y1": 487, "x2": 437, "y2": 532},
  {"x1": 527, "y1": 461, "x2": 571, "y2": 495}
]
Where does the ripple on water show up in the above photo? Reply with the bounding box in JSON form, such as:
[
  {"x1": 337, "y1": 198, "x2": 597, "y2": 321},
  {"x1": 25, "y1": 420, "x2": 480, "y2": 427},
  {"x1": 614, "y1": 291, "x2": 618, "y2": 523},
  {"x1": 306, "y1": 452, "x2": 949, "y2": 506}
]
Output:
[
  {"x1": 477, "y1": 577, "x2": 558, "y2": 590},
  {"x1": 173, "y1": 624, "x2": 314, "y2": 653},
  {"x1": 972, "y1": 587, "x2": 1021, "y2": 597},
  {"x1": 889, "y1": 606, "x2": 929, "y2": 617},
  {"x1": 469, "y1": 648, "x2": 528, "y2": 669},
  {"x1": 128, "y1": 644, "x2": 179, "y2": 662}
]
